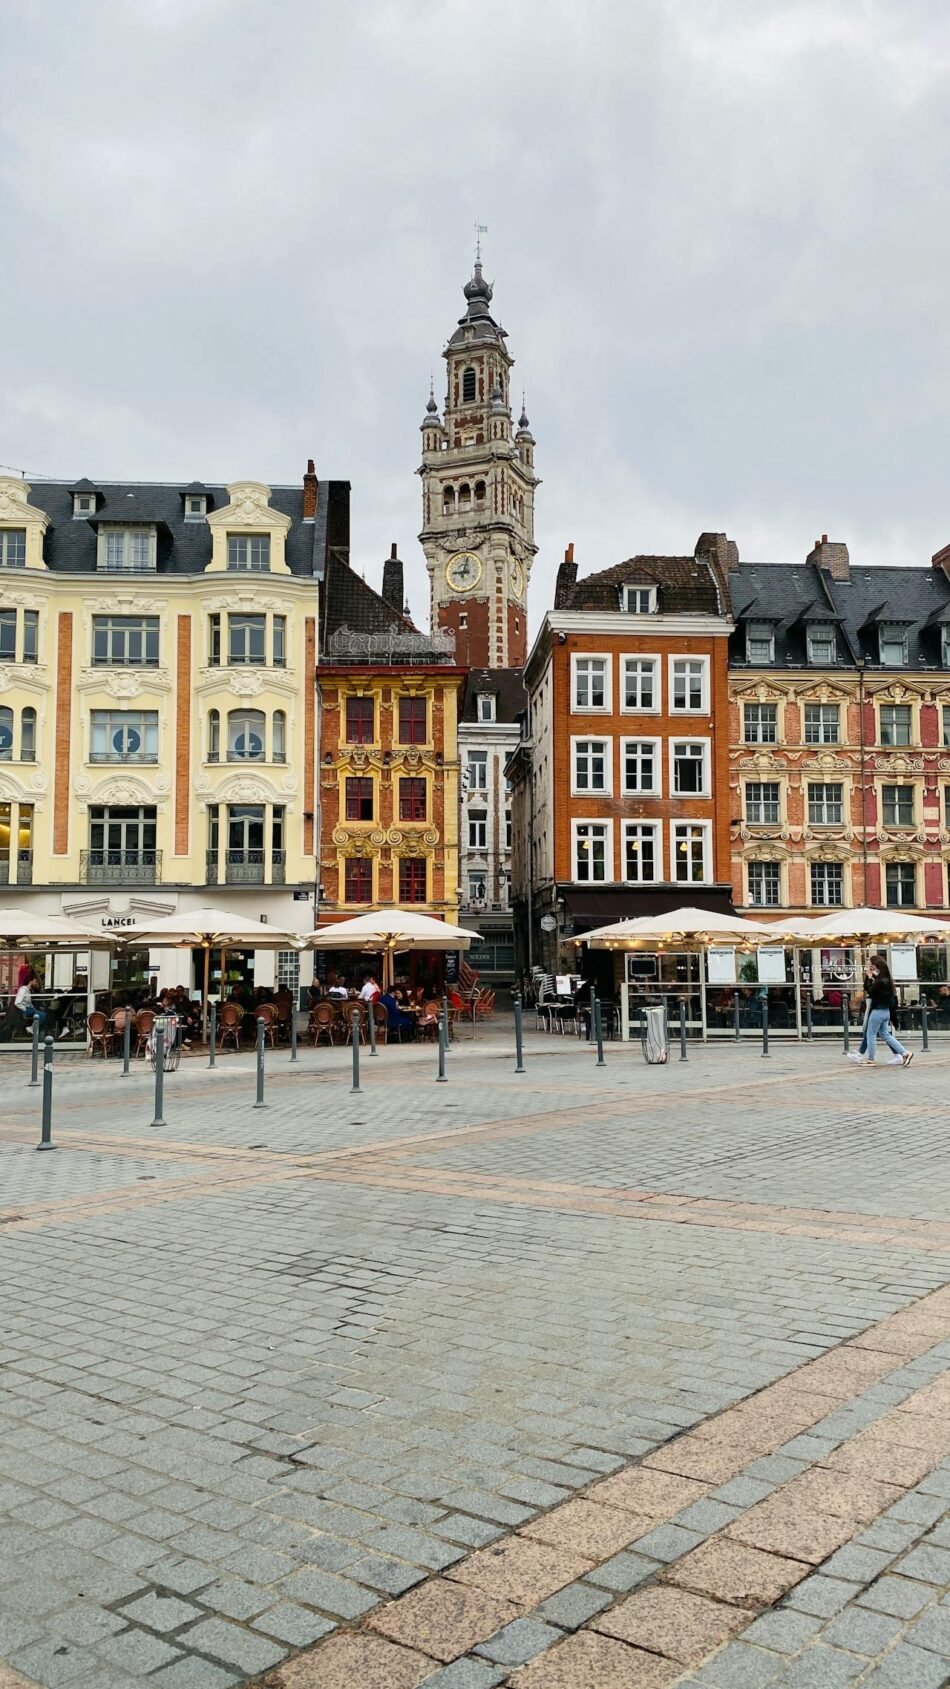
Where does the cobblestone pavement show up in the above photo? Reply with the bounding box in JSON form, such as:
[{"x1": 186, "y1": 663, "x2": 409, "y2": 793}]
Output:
[{"x1": 1, "y1": 1028, "x2": 949, "y2": 1687}]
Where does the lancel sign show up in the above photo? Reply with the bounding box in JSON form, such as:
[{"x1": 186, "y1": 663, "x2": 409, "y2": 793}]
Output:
[{"x1": 100, "y1": 916, "x2": 137, "y2": 929}]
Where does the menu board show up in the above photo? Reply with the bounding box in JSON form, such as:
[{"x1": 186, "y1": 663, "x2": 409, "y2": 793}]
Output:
[
  {"x1": 756, "y1": 947, "x2": 787, "y2": 984},
  {"x1": 707, "y1": 946, "x2": 737, "y2": 985}
]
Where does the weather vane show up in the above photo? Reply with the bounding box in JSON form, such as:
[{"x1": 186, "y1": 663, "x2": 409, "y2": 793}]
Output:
[{"x1": 474, "y1": 222, "x2": 488, "y2": 261}]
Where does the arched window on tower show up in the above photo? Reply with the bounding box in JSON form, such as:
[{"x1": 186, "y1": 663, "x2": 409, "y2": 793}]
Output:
[
  {"x1": 442, "y1": 486, "x2": 455, "y2": 515},
  {"x1": 458, "y1": 484, "x2": 471, "y2": 512},
  {"x1": 474, "y1": 481, "x2": 486, "y2": 510},
  {"x1": 462, "y1": 367, "x2": 477, "y2": 403}
]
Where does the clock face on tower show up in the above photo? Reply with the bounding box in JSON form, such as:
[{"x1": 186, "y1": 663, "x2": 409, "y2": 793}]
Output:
[
  {"x1": 509, "y1": 558, "x2": 525, "y2": 600},
  {"x1": 446, "y1": 551, "x2": 482, "y2": 593}
]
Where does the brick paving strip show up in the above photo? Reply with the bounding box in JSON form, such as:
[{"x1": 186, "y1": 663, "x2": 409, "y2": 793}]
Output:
[{"x1": 162, "y1": 1285, "x2": 950, "y2": 1689}]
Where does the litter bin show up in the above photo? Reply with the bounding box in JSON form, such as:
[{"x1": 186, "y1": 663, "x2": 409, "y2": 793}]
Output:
[
  {"x1": 642, "y1": 1004, "x2": 669, "y2": 1065},
  {"x1": 148, "y1": 1013, "x2": 182, "y2": 1072}
]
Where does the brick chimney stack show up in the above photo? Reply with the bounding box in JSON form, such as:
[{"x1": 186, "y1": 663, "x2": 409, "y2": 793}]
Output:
[
  {"x1": 381, "y1": 542, "x2": 404, "y2": 613},
  {"x1": 554, "y1": 542, "x2": 578, "y2": 609},
  {"x1": 695, "y1": 532, "x2": 739, "y2": 574},
  {"x1": 302, "y1": 458, "x2": 319, "y2": 520},
  {"x1": 807, "y1": 534, "x2": 850, "y2": 580},
  {"x1": 933, "y1": 542, "x2": 950, "y2": 580}
]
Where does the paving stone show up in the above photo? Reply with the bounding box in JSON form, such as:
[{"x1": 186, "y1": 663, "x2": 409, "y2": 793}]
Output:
[
  {"x1": 674, "y1": 1497, "x2": 742, "y2": 1534},
  {"x1": 742, "y1": 1608, "x2": 825, "y2": 1652},
  {"x1": 768, "y1": 1644, "x2": 864, "y2": 1687},
  {"x1": 7, "y1": 1641, "x2": 98, "y2": 1687},
  {"x1": 251, "y1": 1601, "x2": 335, "y2": 1647},
  {"x1": 784, "y1": 1575, "x2": 863, "y2": 1618},
  {"x1": 623, "y1": 1521, "x2": 707, "y2": 1562},
  {"x1": 194, "y1": 1577, "x2": 273, "y2": 1621},
  {"x1": 278, "y1": 1565, "x2": 380, "y2": 1619},
  {"x1": 688, "y1": 1642, "x2": 784, "y2": 1688},
  {"x1": 274, "y1": 1630, "x2": 431, "y2": 1689},
  {"x1": 521, "y1": 1500, "x2": 654, "y2": 1560},
  {"x1": 447, "y1": 1534, "x2": 593, "y2": 1605},
  {"x1": 905, "y1": 1602, "x2": 950, "y2": 1655},
  {"x1": 591, "y1": 1583, "x2": 754, "y2": 1665},
  {"x1": 726, "y1": 1494, "x2": 857, "y2": 1565},
  {"x1": 895, "y1": 1542, "x2": 950, "y2": 1583},
  {"x1": 117, "y1": 1592, "x2": 202, "y2": 1632},
  {"x1": 146, "y1": 1557, "x2": 217, "y2": 1595},
  {"x1": 664, "y1": 1537, "x2": 808, "y2": 1607},
  {"x1": 431, "y1": 1515, "x2": 505, "y2": 1550},
  {"x1": 536, "y1": 1580, "x2": 613, "y2": 1629},
  {"x1": 347, "y1": 1554, "x2": 429, "y2": 1595},
  {"x1": 474, "y1": 1616, "x2": 564, "y2": 1666},
  {"x1": 367, "y1": 1576, "x2": 520, "y2": 1663},
  {"x1": 587, "y1": 1467, "x2": 708, "y2": 1518},
  {"x1": 851, "y1": 1642, "x2": 950, "y2": 1689},
  {"x1": 418, "y1": 1662, "x2": 506, "y2": 1689},
  {"x1": 96, "y1": 1629, "x2": 184, "y2": 1674},
  {"x1": 147, "y1": 1663, "x2": 239, "y2": 1689},
  {"x1": 175, "y1": 1617, "x2": 284, "y2": 1675},
  {"x1": 506, "y1": 1630, "x2": 682, "y2": 1687},
  {"x1": 582, "y1": 1550, "x2": 661, "y2": 1592},
  {"x1": 821, "y1": 1606, "x2": 904, "y2": 1654},
  {"x1": 858, "y1": 1573, "x2": 937, "y2": 1618},
  {"x1": 821, "y1": 1544, "x2": 895, "y2": 1583}
]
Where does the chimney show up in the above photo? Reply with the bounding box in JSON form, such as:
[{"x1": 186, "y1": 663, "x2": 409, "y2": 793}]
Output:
[
  {"x1": 302, "y1": 458, "x2": 319, "y2": 520},
  {"x1": 807, "y1": 534, "x2": 850, "y2": 580},
  {"x1": 933, "y1": 542, "x2": 950, "y2": 580},
  {"x1": 382, "y1": 542, "x2": 404, "y2": 613},
  {"x1": 695, "y1": 532, "x2": 739, "y2": 573},
  {"x1": 554, "y1": 542, "x2": 577, "y2": 609}
]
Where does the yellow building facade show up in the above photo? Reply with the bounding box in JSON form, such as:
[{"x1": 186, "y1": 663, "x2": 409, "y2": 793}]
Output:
[{"x1": 0, "y1": 468, "x2": 349, "y2": 993}]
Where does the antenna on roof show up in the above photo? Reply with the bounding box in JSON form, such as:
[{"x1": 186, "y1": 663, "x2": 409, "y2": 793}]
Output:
[{"x1": 473, "y1": 221, "x2": 488, "y2": 262}]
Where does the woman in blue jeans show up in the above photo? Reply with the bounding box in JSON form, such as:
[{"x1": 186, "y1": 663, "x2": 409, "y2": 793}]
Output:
[{"x1": 861, "y1": 955, "x2": 913, "y2": 1068}]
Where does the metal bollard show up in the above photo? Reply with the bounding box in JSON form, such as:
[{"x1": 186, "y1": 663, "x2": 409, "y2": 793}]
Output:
[
  {"x1": 921, "y1": 1001, "x2": 929, "y2": 1052},
  {"x1": 594, "y1": 997, "x2": 606, "y2": 1066},
  {"x1": 253, "y1": 1017, "x2": 266, "y2": 1108},
  {"x1": 733, "y1": 993, "x2": 741, "y2": 1041},
  {"x1": 762, "y1": 1003, "x2": 770, "y2": 1058},
  {"x1": 208, "y1": 1000, "x2": 217, "y2": 1068},
  {"x1": 121, "y1": 1010, "x2": 131, "y2": 1077},
  {"x1": 37, "y1": 1037, "x2": 55, "y2": 1150},
  {"x1": 150, "y1": 1026, "x2": 166, "y2": 1129},
  {"x1": 350, "y1": 1008, "x2": 361, "y2": 1093},
  {"x1": 436, "y1": 1012, "x2": 447, "y2": 1082},
  {"x1": 368, "y1": 1000, "x2": 377, "y2": 1056},
  {"x1": 514, "y1": 993, "x2": 525, "y2": 1073},
  {"x1": 678, "y1": 998, "x2": 688, "y2": 1061},
  {"x1": 290, "y1": 1001, "x2": 298, "y2": 1063},
  {"x1": 805, "y1": 993, "x2": 813, "y2": 1040},
  {"x1": 29, "y1": 1014, "x2": 40, "y2": 1088},
  {"x1": 442, "y1": 994, "x2": 451, "y2": 1054},
  {"x1": 842, "y1": 997, "x2": 850, "y2": 1055}
]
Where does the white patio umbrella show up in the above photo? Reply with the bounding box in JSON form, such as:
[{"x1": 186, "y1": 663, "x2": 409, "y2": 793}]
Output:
[
  {"x1": 123, "y1": 906, "x2": 306, "y2": 1040},
  {"x1": 309, "y1": 909, "x2": 482, "y2": 987},
  {"x1": 0, "y1": 908, "x2": 103, "y2": 947},
  {"x1": 801, "y1": 906, "x2": 950, "y2": 943},
  {"x1": 580, "y1": 906, "x2": 769, "y2": 948}
]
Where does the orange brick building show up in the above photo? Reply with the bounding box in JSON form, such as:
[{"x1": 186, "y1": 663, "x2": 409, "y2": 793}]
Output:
[{"x1": 509, "y1": 539, "x2": 736, "y2": 973}]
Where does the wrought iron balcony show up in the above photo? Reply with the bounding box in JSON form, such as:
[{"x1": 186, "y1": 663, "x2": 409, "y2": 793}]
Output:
[
  {"x1": 206, "y1": 849, "x2": 285, "y2": 886},
  {"x1": 80, "y1": 849, "x2": 160, "y2": 885},
  {"x1": 0, "y1": 851, "x2": 33, "y2": 886}
]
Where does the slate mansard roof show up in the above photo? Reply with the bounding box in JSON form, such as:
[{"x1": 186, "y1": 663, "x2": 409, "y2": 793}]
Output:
[
  {"x1": 729, "y1": 560, "x2": 950, "y2": 671},
  {"x1": 461, "y1": 667, "x2": 527, "y2": 724},
  {"x1": 556, "y1": 554, "x2": 723, "y2": 616},
  {"x1": 20, "y1": 476, "x2": 350, "y2": 578}
]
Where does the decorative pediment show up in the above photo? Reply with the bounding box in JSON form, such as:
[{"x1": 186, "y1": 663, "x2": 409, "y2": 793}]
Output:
[
  {"x1": 205, "y1": 483, "x2": 292, "y2": 574},
  {"x1": 790, "y1": 680, "x2": 853, "y2": 704},
  {"x1": 75, "y1": 667, "x2": 172, "y2": 697},
  {"x1": 802, "y1": 752, "x2": 852, "y2": 775},
  {"x1": 0, "y1": 478, "x2": 49, "y2": 569},
  {"x1": 75, "y1": 772, "x2": 167, "y2": 809},
  {"x1": 0, "y1": 664, "x2": 51, "y2": 696},
  {"x1": 868, "y1": 680, "x2": 925, "y2": 704},
  {"x1": 871, "y1": 754, "x2": 923, "y2": 775},
  {"x1": 804, "y1": 842, "x2": 852, "y2": 863},
  {"x1": 202, "y1": 591, "x2": 294, "y2": 614},
  {"x1": 195, "y1": 667, "x2": 297, "y2": 699},
  {"x1": 85, "y1": 594, "x2": 163, "y2": 614},
  {"x1": 730, "y1": 679, "x2": 792, "y2": 702},
  {"x1": 737, "y1": 751, "x2": 787, "y2": 774}
]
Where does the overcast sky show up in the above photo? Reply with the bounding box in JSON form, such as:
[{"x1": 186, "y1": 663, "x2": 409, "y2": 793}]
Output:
[{"x1": 2, "y1": 0, "x2": 950, "y2": 629}]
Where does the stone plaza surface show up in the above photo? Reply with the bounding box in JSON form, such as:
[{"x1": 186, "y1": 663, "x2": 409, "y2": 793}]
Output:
[{"x1": 1, "y1": 1027, "x2": 950, "y2": 1688}]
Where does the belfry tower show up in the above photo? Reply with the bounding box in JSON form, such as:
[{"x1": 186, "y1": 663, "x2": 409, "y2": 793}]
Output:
[{"x1": 418, "y1": 262, "x2": 538, "y2": 669}]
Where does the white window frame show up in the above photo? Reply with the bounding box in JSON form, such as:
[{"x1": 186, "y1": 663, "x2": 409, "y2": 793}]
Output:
[
  {"x1": 879, "y1": 623, "x2": 908, "y2": 667},
  {"x1": 743, "y1": 702, "x2": 778, "y2": 745},
  {"x1": 745, "y1": 621, "x2": 775, "y2": 664},
  {"x1": 669, "y1": 737, "x2": 710, "y2": 798},
  {"x1": 227, "y1": 533, "x2": 271, "y2": 572},
  {"x1": 572, "y1": 819, "x2": 613, "y2": 883},
  {"x1": 72, "y1": 493, "x2": 95, "y2": 518},
  {"x1": 942, "y1": 627, "x2": 950, "y2": 668},
  {"x1": 477, "y1": 693, "x2": 496, "y2": 721},
  {"x1": 810, "y1": 860, "x2": 845, "y2": 907},
  {"x1": 885, "y1": 861, "x2": 917, "y2": 908},
  {"x1": 620, "y1": 654, "x2": 659, "y2": 714},
  {"x1": 747, "y1": 860, "x2": 781, "y2": 907},
  {"x1": 468, "y1": 809, "x2": 488, "y2": 850},
  {"x1": 620, "y1": 737, "x2": 660, "y2": 796},
  {"x1": 671, "y1": 820, "x2": 712, "y2": 884},
  {"x1": 803, "y1": 703, "x2": 840, "y2": 745},
  {"x1": 622, "y1": 820, "x2": 660, "y2": 883},
  {"x1": 879, "y1": 704, "x2": 913, "y2": 747},
  {"x1": 745, "y1": 780, "x2": 781, "y2": 825},
  {"x1": 89, "y1": 709, "x2": 159, "y2": 764},
  {"x1": 465, "y1": 749, "x2": 488, "y2": 791},
  {"x1": 669, "y1": 655, "x2": 709, "y2": 714},
  {"x1": 807, "y1": 623, "x2": 836, "y2": 664},
  {"x1": 881, "y1": 784, "x2": 915, "y2": 828},
  {"x1": 622, "y1": 585, "x2": 657, "y2": 614},
  {"x1": 0, "y1": 529, "x2": 26, "y2": 568},
  {"x1": 571, "y1": 653, "x2": 611, "y2": 713},
  {"x1": 571, "y1": 735, "x2": 612, "y2": 796},
  {"x1": 97, "y1": 525, "x2": 157, "y2": 572},
  {"x1": 808, "y1": 782, "x2": 844, "y2": 826},
  {"x1": 184, "y1": 496, "x2": 207, "y2": 521}
]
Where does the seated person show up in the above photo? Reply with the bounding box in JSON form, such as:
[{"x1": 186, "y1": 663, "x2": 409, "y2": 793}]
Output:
[{"x1": 379, "y1": 989, "x2": 413, "y2": 1035}]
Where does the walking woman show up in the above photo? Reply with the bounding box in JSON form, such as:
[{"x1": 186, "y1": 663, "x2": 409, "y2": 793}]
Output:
[{"x1": 859, "y1": 955, "x2": 913, "y2": 1068}]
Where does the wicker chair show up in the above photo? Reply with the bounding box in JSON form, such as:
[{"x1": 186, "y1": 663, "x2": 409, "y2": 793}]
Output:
[
  {"x1": 309, "y1": 1002, "x2": 337, "y2": 1047},
  {"x1": 87, "y1": 1010, "x2": 116, "y2": 1059},
  {"x1": 255, "y1": 1004, "x2": 279, "y2": 1048},
  {"x1": 417, "y1": 1001, "x2": 440, "y2": 1042},
  {"x1": 134, "y1": 1008, "x2": 154, "y2": 1058},
  {"x1": 217, "y1": 1001, "x2": 243, "y2": 1053},
  {"x1": 372, "y1": 1001, "x2": 389, "y2": 1045}
]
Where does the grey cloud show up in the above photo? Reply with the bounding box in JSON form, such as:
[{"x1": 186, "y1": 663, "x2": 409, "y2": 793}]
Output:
[{"x1": 2, "y1": 0, "x2": 950, "y2": 631}]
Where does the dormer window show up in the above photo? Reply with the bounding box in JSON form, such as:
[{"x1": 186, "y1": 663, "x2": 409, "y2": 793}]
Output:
[
  {"x1": 99, "y1": 527, "x2": 156, "y2": 572},
  {"x1": 73, "y1": 493, "x2": 95, "y2": 518},
  {"x1": 477, "y1": 694, "x2": 496, "y2": 722},
  {"x1": 942, "y1": 627, "x2": 950, "y2": 668},
  {"x1": 462, "y1": 367, "x2": 477, "y2": 403},
  {"x1": 184, "y1": 495, "x2": 207, "y2": 521},
  {"x1": 227, "y1": 534, "x2": 270, "y2": 572},
  {"x1": 623, "y1": 585, "x2": 657, "y2": 614},
  {"x1": 879, "y1": 622, "x2": 908, "y2": 666},
  {"x1": 0, "y1": 530, "x2": 26, "y2": 569},
  {"x1": 807, "y1": 622, "x2": 836, "y2": 664},
  {"x1": 746, "y1": 620, "x2": 775, "y2": 664}
]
